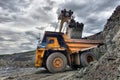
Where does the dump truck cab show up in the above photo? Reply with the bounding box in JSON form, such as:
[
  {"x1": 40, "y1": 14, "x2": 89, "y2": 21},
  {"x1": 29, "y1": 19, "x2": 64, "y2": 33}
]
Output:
[{"x1": 35, "y1": 32, "x2": 67, "y2": 68}]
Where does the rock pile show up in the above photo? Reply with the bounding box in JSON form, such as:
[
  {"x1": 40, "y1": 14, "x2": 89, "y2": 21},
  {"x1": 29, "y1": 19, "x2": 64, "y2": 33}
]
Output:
[
  {"x1": 65, "y1": 5, "x2": 120, "y2": 80},
  {"x1": 0, "y1": 51, "x2": 35, "y2": 67}
]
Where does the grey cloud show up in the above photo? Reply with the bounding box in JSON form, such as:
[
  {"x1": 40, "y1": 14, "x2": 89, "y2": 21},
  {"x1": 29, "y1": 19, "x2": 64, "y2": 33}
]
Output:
[
  {"x1": 0, "y1": 16, "x2": 12, "y2": 23},
  {"x1": 25, "y1": 31, "x2": 38, "y2": 39},
  {"x1": 0, "y1": 37, "x2": 5, "y2": 41},
  {"x1": 11, "y1": 17, "x2": 35, "y2": 27},
  {"x1": 0, "y1": 0, "x2": 33, "y2": 24},
  {"x1": 84, "y1": 18, "x2": 106, "y2": 34},
  {"x1": 30, "y1": 7, "x2": 48, "y2": 21},
  {"x1": 0, "y1": 42, "x2": 15, "y2": 49},
  {"x1": 19, "y1": 45, "x2": 33, "y2": 50},
  {"x1": 21, "y1": 42, "x2": 33, "y2": 46},
  {"x1": 0, "y1": 0, "x2": 56, "y2": 27},
  {"x1": 0, "y1": 29, "x2": 37, "y2": 44},
  {"x1": 46, "y1": 0, "x2": 55, "y2": 6},
  {"x1": 0, "y1": 30, "x2": 37, "y2": 54},
  {"x1": 0, "y1": 49, "x2": 14, "y2": 54},
  {"x1": 0, "y1": 30, "x2": 21, "y2": 39},
  {"x1": 0, "y1": 0, "x2": 19, "y2": 12},
  {"x1": 50, "y1": 22, "x2": 58, "y2": 28},
  {"x1": 0, "y1": 0, "x2": 32, "y2": 12},
  {"x1": 43, "y1": 6, "x2": 52, "y2": 11},
  {"x1": 0, "y1": 45, "x2": 34, "y2": 54},
  {"x1": 29, "y1": 0, "x2": 56, "y2": 23},
  {"x1": 0, "y1": 38, "x2": 18, "y2": 42},
  {"x1": 61, "y1": 0, "x2": 118, "y2": 17},
  {"x1": 61, "y1": 1, "x2": 86, "y2": 11},
  {"x1": 0, "y1": 0, "x2": 57, "y2": 54},
  {"x1": 36, "y1": 27, "x2": 45, "y2": 30},
  {"x1": 59, "y1": 0, "x2": 120, "y2": 35},
  {"x1": 30, "y1": 6, "x2": 55, "y2": 23},
  {"x1": 85, "y1": 17, "x2": 98, "y2": 24},
  {"x1": 43, "y1": 0, "x2": 56, "y2": 10},
  {"x1": 93, "y1": 0, "x2": 119, "y2": 12}
]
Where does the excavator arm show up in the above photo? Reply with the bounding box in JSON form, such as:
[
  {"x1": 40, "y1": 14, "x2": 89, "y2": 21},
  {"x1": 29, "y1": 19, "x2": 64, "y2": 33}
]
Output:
[{"x1": 58, "y1": 9, "x2": 73, "y2": 33}]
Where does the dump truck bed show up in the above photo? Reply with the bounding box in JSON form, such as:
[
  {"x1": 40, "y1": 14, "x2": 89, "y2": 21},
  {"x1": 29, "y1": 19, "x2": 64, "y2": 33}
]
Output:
[{"x1": 64, "y1": 39, "x2": 103, "y2": 53}]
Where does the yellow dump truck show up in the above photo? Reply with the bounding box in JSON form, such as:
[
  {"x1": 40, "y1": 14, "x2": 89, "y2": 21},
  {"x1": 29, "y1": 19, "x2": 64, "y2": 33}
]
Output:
[
  {"x1": 35, "y1": 31, "x2": 103, "y2": 73},
  {"x1": 35, "y1": 9, "x2": 103, "y2": 73}
]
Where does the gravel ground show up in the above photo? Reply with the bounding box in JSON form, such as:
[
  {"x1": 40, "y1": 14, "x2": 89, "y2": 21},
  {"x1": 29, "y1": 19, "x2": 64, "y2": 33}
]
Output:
[{"x1": 0, "y1": 67, "x2": 77, "y2": 80}]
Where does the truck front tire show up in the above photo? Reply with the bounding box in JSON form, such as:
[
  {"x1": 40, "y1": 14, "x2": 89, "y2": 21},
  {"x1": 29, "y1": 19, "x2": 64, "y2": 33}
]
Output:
[{"x1": 46, "y1": 52, "x2": 67, "y2": 73}]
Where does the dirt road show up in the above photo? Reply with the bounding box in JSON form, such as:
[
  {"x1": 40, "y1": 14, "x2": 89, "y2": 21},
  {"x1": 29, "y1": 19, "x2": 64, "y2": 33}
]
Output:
[{"x1": 0, "y1": 67, "x2": 77, "y2": 80}]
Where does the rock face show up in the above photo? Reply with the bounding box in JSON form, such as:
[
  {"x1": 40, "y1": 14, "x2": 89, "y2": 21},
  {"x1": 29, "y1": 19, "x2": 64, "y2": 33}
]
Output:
[{"x1": 66, "y1": 5, "x2": 120, "y2": 80}]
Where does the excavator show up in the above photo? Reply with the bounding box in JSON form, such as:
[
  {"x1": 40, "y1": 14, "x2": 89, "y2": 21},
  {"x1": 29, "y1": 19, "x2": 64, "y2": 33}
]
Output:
[{"x1": 35, "y1": 9, "x2": 103, "y2": 73}]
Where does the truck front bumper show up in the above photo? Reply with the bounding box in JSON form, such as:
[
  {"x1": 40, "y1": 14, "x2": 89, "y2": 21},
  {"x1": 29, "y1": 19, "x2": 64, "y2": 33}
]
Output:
[{"x1": 35, "y1": 48, "x2": 45, "y2": 67}]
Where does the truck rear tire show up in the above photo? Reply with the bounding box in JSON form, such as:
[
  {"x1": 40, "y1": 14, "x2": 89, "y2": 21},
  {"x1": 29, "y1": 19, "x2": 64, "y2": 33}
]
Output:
[
  {"x1": 46, "y1": 52, "x2": 67, "y2": 73},
  {"x1": 80, "y1": 51, "x2": 96, "y2": 67}
]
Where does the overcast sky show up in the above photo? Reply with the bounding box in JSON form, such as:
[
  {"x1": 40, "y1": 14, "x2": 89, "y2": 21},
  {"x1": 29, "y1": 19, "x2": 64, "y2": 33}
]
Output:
[{"x1": 0, "y1": 0, "x2": 119, "y2": 54}]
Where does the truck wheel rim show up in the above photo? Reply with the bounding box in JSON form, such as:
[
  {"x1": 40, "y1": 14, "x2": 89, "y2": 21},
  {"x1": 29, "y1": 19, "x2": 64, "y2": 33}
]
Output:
[
  {"x1": 53, "y1": 57, "x2": 63, "y2": 68},
  {"x1": 86, "y1": 55, "x2": 95, "y2": 63}
]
